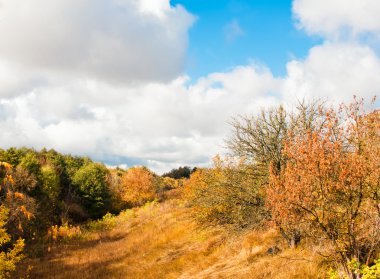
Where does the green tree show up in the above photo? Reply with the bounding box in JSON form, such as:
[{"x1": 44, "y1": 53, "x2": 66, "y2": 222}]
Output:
[
  {"x1": 18, "y1": 152, "x2": 41, "y2": 179},
  {"x1": 40, "y1": 165, "x2": 60, "y2": 203},
  {"x1": 162, "y1": 166, "x2": 195, "y2": 179},
  {"x1": 0, "y1": 148, "x2": 26, "y2": 167},
  {"x1": 72, "y1": 163, "x2": 111, "y2": 218}
]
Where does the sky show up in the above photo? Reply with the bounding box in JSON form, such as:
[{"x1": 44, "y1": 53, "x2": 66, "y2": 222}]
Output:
[
  {"x1": 172, "y1": 0, "x2": 320, "y2": 78},
  {"x1": 0, "y1": 0, "x2": 380, "y2": 173}
]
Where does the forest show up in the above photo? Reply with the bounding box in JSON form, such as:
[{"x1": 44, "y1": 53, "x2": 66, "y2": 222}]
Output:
[{"x1": 1, "y1": 97, "x2": 379, "y2": 279}]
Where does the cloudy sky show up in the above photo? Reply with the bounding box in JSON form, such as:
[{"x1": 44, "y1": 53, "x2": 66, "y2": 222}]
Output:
[{"x1": 0, "y1": 0, "x2": 380, "y2": 173}]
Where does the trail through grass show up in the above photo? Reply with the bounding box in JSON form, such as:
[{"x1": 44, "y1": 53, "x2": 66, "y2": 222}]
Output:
[{"x1": 18, "y1": 201, "x2": 326, "y2": 279}]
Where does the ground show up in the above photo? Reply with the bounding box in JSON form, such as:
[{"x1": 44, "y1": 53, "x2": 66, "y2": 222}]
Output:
[{"x1": 18, "y1": 200, "x2": 326, "y2": 279}]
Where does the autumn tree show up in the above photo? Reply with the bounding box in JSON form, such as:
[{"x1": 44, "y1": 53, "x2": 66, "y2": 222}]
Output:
[
  {"x1": 268, "y1": 98, "x2": 380, "y2": 277},
  {"x1": 227, "y1": 100, "x2": 324, "y2": 174},
  {"x1": 0, "y1": 163, "x2": 35, "y2": 239},
  {"x1": 0, "y1": 163, "x2": 26, "y2": 278},
  {"x1": 157, "y1": 176, "x2": 183, "y2": 194},
  {"x1": 185, "y1": 156, "x2": 268, "y2": 229},
  {"x1": 226, "y1": 100, "x2": 326, "y2": 239},
  {"x1": 0, "y1": 206, "x2": 24, "y2": 279},
  {"x1": 120, "y1": 167, "x2": 157, "y2": 207},
  {"x1": 104, "y1": 168, "x2": 124, "y2": 212},
  {"x1": 227, "y1": 105, "x2": 289, "y2": 175}
]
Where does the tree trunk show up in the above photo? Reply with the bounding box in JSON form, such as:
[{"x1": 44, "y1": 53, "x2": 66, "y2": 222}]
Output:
[{"x1": 279, "y1": 227, "x2": 301, "y2": 248}]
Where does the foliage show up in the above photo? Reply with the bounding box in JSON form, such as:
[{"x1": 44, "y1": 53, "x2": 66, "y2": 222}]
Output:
[
  {"x1": 226, "y1": 100, "x2": 326, "y2": 241},
  {"x1": 162, "y1": 166, "x2": 195, "y2": 179},
  {"x1": 329, "y1": 257, "x2": 380, "y2": 279},
  {"x1": 72, "y1": 163, "x2": 111, "y2": 218},
  {"x1": 0, "y1": 197, "x2": 24, "y2": 278},
  {"x1": 227, "y1": 105, "x2": 289, "y2": 174},
  {"x1": 268, "y1": 98, "x2": 380, "y2": 276},
  {"x1": 0, "y1": 147, "x2": 127, "y2": 249},
  {"x1": 47, "y1": 224, "x2": 82, "y2": 243},
  {"x1": 18, "y1": 152, "x2": 41, "y2": 180},
  {"x1": 10, "y1": 166, "x2": 37, "y2": 194},
  {"x1": 160, "y1": 176, "x2": 181, "y2": 190},
  {"x1": 0, "y1": 148, "x2": 27, "y2": 167},
  {"x1": 361, "y1": 257, "x2": 380, "y2": 279},
  {"x1": 107, "y1": 169, "x2": 125, "y2": 212},
  {"x1": 154, "y1": 176, "x2": 184, "y2": 201},
  {"x1": 227, "y1": 101, "x2": 324, "y2": 171},
  {"x1": 86, "y1": 213, "x2": 117, "y2": 232},
  {"x1": 120, "y1": 167, "x2": 157, "y2": 207},
  {"x1": 40, "y1": 165, "x2": 60, "y2": 203},
  {"x1": 0, "y1": 162, "x2": 35, "y2": 238},
  {"x1": 185, "y1": 156, "x2": 268, "y2": 229}
]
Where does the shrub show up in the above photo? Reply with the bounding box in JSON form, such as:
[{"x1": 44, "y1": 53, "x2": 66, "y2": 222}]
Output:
[
  {"x1": 86, "y1": 213, "x2": 117, "y2": 232},
  {"x1": 0, "y1": 206, "x2": 24, "y2": 279},
  {"x1": 47, "y1": 224, "x2": 82, "y2": 243},
  {"x1": 361, "y1": 257, "x2": 380, "y2": 279},
  {"x1": 185, "y1": 156, "x2": 268, "y2": 229}
]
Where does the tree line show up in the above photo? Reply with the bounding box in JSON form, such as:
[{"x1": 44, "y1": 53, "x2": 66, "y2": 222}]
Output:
[{"x1": 0, "y1": 148, "x2": 185, "y2": 276}]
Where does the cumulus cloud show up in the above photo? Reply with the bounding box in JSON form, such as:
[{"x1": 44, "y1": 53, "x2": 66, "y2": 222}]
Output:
[
  {"x1": 0, "y1": 0, "x2": 380, "y2": 173},
  {"x1": 2, "y1": 39, "x2": 379, "y2": 173},
  {"x1": 293, "y1": 0, "x2": 380, "y2": 39},
  {"x1": 0, "y1": 66, "x2": 281, "y2": 173},
  {"x1": 283, "y1": 42, "x2": 380, "y2": 102},
  {"x1": 0, "y1": 0, "x2": 195, "y2": 87}
]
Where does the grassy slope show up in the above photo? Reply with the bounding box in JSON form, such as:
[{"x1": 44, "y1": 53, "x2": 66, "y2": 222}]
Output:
[{"x1": 19, "y1": 200, "x2": 327, "y2": 279}]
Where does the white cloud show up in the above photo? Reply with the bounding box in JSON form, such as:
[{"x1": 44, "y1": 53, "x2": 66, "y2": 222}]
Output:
[
  {"x1": 283, "y1": 42, "x2": 380, "y2": 103},
  {"x1": 1, "y1": 0, "x2": 380, "y2": 173},
  {"x1": 135, "y1": 0, "x2": 171, "y2": 18},
  {"x1": 1, "y1": 43, "x2": 379, "y2": 173},
  {"x1": 293, "y1": 0, "x2": 380, "y2": 39},
  {"x1": 0, "y1": 65, "x2": 281, "y2": 173},
  {"x1": 0, "y1": 0, "x2": 195, "y2": 86},
  {"x1": 3, "y1": 39, "x2": 379, "y2": 174}
]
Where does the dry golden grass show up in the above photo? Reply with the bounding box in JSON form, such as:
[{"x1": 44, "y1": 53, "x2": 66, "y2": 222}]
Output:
[{"x1": 17, "y1": 200, "x2": 327, "y2": 279}]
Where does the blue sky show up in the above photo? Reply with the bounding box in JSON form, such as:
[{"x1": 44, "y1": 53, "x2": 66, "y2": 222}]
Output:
[
  {"x1": 172, "y1": 0, "x2": 321, "y2": 79},
  {"x1": 0, "y1": 0, "x2": 379, "y2": 173}
]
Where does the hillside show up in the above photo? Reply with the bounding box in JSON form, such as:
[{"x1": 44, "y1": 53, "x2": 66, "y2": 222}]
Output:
[
  {"x1": 2, "y1": 100, "x2": 379, "y2": 279},
  {"x1": 19, "y1": 200, "x2": 325, "y2": 279}
]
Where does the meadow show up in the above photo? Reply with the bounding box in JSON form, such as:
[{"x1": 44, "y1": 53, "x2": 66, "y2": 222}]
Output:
[
  {"x1": 1, "y1": 98, "x2": 379, "y2": 279},
  {"x1": 18, "y1": 200, "x2": 325, "y2": 279}
]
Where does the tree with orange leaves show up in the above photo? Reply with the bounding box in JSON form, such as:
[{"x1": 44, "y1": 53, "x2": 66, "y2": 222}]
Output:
[
  {"x1": 0, "y1": 162, "x2": 35, "y2": 238},
  {"x1": 120, "y1": 167, "x2": 157, "y2": 207},
  {"x1": 0, "y1": 162, "x2": 25, "y2": 278},
  {"x1": 268, "y1": 98, "x2": 380, "y2": 277}
]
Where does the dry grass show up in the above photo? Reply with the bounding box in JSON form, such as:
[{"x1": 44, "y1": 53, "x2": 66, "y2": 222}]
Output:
[{"x1": 16, "y1": 201, "x2": 327, "y2": 279}]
